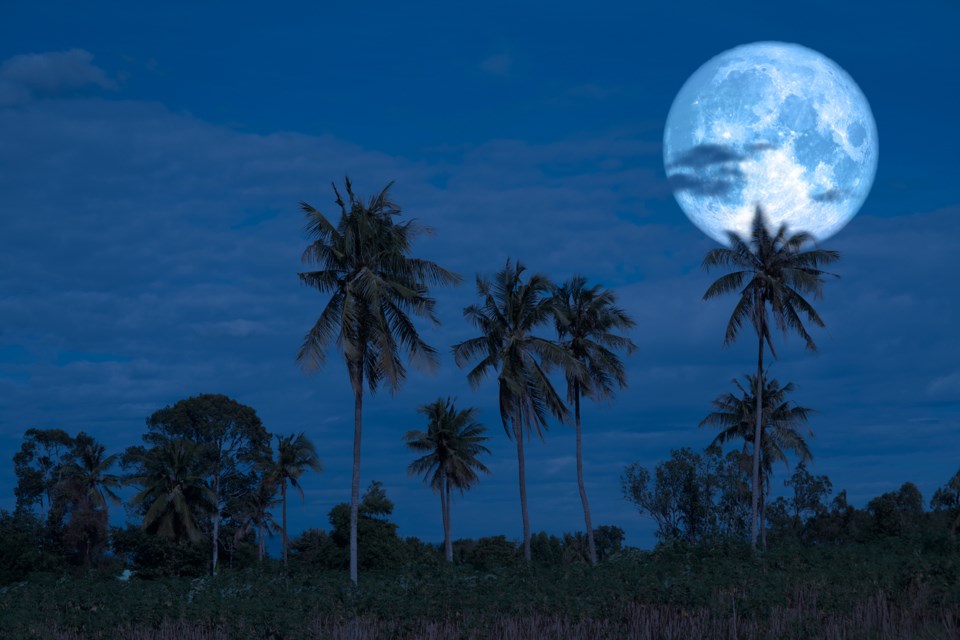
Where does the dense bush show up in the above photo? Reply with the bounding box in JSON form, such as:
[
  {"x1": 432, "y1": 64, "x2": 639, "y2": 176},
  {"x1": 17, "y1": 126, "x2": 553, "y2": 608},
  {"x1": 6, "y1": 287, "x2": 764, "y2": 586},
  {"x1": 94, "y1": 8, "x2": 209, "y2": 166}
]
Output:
[{"x1": 111, "y1": 525, "x2": 209, "y2": 579}]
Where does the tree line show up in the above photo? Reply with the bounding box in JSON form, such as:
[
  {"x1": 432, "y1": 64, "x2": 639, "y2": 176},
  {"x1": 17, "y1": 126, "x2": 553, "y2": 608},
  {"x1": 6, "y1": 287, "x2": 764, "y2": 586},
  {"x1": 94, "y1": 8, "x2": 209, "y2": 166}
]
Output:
[{"x1": 7, "y1": 175, "x2": 928, "y2": 587}]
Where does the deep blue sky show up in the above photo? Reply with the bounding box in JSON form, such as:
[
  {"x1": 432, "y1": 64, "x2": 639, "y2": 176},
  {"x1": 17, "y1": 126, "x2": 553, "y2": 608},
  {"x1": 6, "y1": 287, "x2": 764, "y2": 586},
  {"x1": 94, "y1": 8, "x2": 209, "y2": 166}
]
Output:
[{"x1": 1, "y1": 1, "x2": 958, "y2": 553}]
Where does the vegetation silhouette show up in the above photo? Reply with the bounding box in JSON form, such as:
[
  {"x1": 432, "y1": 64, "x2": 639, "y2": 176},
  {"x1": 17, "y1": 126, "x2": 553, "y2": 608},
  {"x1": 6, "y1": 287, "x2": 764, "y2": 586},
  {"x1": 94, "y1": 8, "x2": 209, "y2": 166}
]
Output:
[
  {"x1": 404, "y1": 397, "x2": 491, "y2": 563},
  {"x1": 297, "y1": 177, "x2": 461, "y2": 584},
  {"x1": 699, "y1": 372, "x2": 814, "y2": 548},
  {"x1": 452, "y1": 259, "x2": 576, "y2": 562},
  {"x1": 701, "y1": 205, "x2": 839, "y2": 550},
  {"x1": 550, "y1": 276, "x2": 636, "y2": 565}
]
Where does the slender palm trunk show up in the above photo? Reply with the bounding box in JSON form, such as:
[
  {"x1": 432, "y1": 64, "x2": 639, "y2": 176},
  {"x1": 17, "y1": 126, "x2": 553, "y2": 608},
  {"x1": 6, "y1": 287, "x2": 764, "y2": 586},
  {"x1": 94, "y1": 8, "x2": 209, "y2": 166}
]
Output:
[
  {"x1": 212, "y1": 473, "x2": 220, "y2": 576},
  {"x1": 282, "y1": 480, "x2": 288, "y2": 568},
  {"x1": 760, "y1": 479, "x2": 768, "y2": 550},
  {"x1": 751, "y1": 314, "x2": 765, "y2": 552},
  {"x1": 573, "y1": 384, "x2": 597, "y2": 566},
  {"x1": 515, "y1": 411, "x2": 531, "y2": 562},
  {"x1": 440, "y1": 470, "x2": 453, "y2": 562},
  {"x1": 438, "y1": 468, "x2": 447, "y2": 559},
  {"x1": 445, "y1": 479, "x2": 454, "y2": 562},
  {"x1": 350, "y1": 375, "x2": 363, "y2": 585},
  {"x1": 257, "y1": 521, "x2": 264, "y2": 561}
]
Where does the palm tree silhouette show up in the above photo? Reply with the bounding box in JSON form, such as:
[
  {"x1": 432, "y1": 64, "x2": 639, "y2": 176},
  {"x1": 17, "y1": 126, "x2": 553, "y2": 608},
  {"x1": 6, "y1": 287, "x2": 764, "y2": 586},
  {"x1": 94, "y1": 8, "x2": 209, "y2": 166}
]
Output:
[
  {"x1": 404, "y1": 397, "x2": 492, "y2": 562},
  {"x1": 453, "y1": 259, "x2": 576, "y2": 562},
  {"x1": 232, "y1": 469, "x2": 282, "y2": 562},
  {"x1": 702, "y1": 205, "x2": 838, "y2": 550},
  {"x1": 550, "y1": 276, "x2": 636, "y2": 565},
  {"x1": 699, "y1": 372, "x2": 815, "y2": 548},
  {"x1": 297, "y1": 177, "x2": 461, "y2": 584},
  {"x1": 126, "y1": 438, "x2": 216, "y2": 544},
  {"x1": 58, "y1": 434, "x2": 122, "y2": 520},
  {"x1": 268, "y1": 433, "x2": 322, "y2": 568}
]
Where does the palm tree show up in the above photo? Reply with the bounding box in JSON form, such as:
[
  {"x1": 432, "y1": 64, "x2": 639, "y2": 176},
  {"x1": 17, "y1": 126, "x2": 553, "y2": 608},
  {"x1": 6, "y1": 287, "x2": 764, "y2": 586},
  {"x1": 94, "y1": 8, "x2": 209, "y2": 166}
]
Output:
[
  {"x1": 297, "y1": 177, "x2": 461, "y2": 585},
  {"x1": 268, "y1": 433, "x2": 322, "y2": 568},
  {"x1": 702, "y1": 205, "x2": 839, "y2": 550},
  {"x1": 232, "y1": 470, "x2": 282, "y2": 561},
  {"x1": 58, "y1": 434, "x2": 122, "y2": 519},
  {"x1": 699, "y1": 372, "x2": 815, "y2": 548},
  {"x1": 404, "y1": 398, "x2": 492, "y2": 562},
  {"x1": 53, "y1": 435, "x2": 123, "y2": 566},
  {"x1": 452, "y1": 259, "x2": 577, "y2": 562},
  {"x1": 551, "y1": 276, "x2": 636, "y2": 566},
  {"x1": 126, "y1": 438, "x2": 216, "y2": 544}
]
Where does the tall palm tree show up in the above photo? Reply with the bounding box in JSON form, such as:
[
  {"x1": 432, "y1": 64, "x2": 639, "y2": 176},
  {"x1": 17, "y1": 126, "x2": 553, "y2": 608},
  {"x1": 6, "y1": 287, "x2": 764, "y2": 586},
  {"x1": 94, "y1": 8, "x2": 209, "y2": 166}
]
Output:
[
  {"x1": 297, "y1": 177, "x2": 461, "y2": 584},
  {"x1": 700, "y1": 372, "x2": 815, "y2": 548},
  {"x1": 550, "y1": 276, "x2": 636, "y2": 566},
  {"x1": 452, "y1": 259, "x2": 577, "y2": 562},
  {"x1": 269, "y1": 433, "x2": 322, "y2": 568},
  {"x1": 404, "y1": 397, "x2": 492, "y2": 562},
  {"x1": 702, "y1": 205, "x2": 839, "y2": 550},
  {"x1": 126, "y1": 438, "x2": 216, "y2": 544}
]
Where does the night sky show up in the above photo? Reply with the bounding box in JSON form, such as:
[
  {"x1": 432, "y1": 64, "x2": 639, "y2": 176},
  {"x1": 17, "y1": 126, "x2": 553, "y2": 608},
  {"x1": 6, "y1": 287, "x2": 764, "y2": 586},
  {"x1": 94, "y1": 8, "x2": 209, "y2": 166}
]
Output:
[{"x1": 1, "y1": 1, "x2": 958, "y2": 553}]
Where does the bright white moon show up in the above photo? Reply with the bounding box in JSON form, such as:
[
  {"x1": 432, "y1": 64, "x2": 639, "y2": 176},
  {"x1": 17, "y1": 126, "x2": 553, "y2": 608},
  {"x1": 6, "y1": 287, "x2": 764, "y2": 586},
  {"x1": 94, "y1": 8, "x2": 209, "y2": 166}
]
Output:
[{"x1": 663, "y1": 42, "x2": 878, "y2": 245}]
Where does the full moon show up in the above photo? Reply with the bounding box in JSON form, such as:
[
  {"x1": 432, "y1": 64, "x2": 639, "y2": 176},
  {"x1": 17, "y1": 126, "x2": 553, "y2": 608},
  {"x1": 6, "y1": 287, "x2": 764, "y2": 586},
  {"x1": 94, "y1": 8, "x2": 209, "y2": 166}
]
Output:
[{"x1": 663, "y1": 42, "x2": 878, "y2": 245}]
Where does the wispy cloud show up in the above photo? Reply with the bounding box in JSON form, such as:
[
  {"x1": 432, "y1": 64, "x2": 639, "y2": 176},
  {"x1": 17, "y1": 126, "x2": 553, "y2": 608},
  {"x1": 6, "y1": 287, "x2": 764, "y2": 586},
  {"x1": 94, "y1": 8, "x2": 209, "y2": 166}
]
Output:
[{"x1": 0, "y1": 49, "x2": 116, "y2": 106}]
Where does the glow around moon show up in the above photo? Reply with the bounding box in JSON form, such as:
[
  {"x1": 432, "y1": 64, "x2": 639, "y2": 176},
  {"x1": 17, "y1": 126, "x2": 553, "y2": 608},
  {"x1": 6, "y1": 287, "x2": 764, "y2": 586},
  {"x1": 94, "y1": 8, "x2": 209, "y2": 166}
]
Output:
[{"x1": 663, "y1": 42, "x2": 878, "y2": 245}]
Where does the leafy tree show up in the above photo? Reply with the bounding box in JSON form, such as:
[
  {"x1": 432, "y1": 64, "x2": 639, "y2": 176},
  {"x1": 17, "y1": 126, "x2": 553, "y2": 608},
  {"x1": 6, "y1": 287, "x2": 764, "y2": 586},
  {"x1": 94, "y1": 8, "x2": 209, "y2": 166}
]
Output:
[
  {"x1": 404, "y1": 397, "x2": 491, "y2": 562},
  {"x1": 869, "y1": 482, "x2": 924, "y2": 538},
  {"x1": 786, "y1": 462, "x2": 833, "y2": 523},
  {"x1": 699, "y1": 372, "x2": 815, "y2": 548},
  {"x1": 326, "y1": 481, "x2": 408, "y2": 570},
  {"x1": 712, "y1": 448, "x2": 753, "y2": 539},
  {"x1": 465, "y1": 535, "x2": 520, "y2": 570},
  {"x1": 123, "y1": 437, "x2": 216, "y2": 544},
  {"x1": 144, "y1": 394, "x2": 270, "y2": 575},
  {"x1": 530, "y1": 531, "x2": 565, "y2": 565},
  {"x1": 701, "y1": 205, "x2": 839, "y2": 550},
  {"x1": 800, "y1": 489, "x2": 873, "y2": 545},
  {"x1": 289, "y1": 528, "x2": 342, "y2": 570},
  {"x1": 0, "y1": 510, "x2": 52, "y2": 583},
  {"x1": 453, "y1": 260, "x2": 576, "y2": 562},
  {"x1": 111, "y1": 524, "x2": 209, "y2": 578},
  {"x1": 550, "y1": 276, "x2": 636, "y2": 565},
  {"x1": 592, "y1": 524, "x2": 625, "y2": 562},
  {"x1": 12, "y1": 428, "x2": 73, "y2": 520},
  {"x1": 297, "y1": 178, "x2": 461, "y2": 584},
  {"x1": 402, "y1": 536, "x2": 443, "y2": 568},
  {"x1": 622, "y1": 448, "x2": 720, "y2": 545},
  {"x1": 931, "y1": 468, "x2": 960, "y2": 536},
  {"x1": 266, "y1": 432, "x2": 322, "y2": 568}
]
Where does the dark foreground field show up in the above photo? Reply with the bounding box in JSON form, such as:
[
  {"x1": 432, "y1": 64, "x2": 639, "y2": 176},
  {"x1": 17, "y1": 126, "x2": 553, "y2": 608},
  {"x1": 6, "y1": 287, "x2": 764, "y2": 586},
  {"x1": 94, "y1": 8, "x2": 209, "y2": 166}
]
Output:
[{"x1": 2, "y1": 541, "x2": 958, "y2": 640}]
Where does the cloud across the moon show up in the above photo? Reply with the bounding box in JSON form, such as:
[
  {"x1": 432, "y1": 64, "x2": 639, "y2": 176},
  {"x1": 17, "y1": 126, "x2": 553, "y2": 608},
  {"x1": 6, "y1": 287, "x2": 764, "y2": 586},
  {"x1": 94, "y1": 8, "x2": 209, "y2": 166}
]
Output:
[{"x1": 663, "y1": 42, "x2": 878, "y2": 245}]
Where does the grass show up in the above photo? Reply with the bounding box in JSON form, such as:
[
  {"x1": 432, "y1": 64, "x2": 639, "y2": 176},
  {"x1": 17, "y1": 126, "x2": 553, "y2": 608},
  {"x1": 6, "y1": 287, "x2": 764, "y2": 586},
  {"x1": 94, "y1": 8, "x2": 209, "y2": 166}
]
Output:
[{"x1": 2, "y1": 540, "x2": 958, "y2": 639}]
